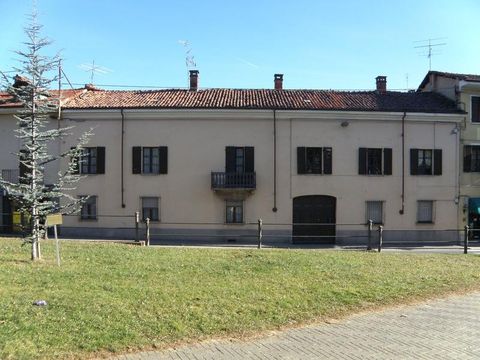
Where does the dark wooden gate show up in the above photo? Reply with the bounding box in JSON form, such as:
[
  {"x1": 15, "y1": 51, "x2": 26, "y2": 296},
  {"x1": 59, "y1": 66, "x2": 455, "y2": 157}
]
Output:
[{"x1": 293, "y1": 195, "x2": 336, "y2": 244}]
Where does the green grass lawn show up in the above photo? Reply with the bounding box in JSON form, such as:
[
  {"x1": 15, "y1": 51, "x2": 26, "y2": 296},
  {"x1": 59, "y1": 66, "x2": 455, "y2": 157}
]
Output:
[{"x1": 1, "y1": 239, "x2": 480, "y2": 359}]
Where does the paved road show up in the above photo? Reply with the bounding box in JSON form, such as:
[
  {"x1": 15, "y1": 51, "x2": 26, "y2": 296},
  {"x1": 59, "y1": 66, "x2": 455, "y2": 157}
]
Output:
[{"x1": 114, "y1": 292, "x2": 480, "y2": 359}]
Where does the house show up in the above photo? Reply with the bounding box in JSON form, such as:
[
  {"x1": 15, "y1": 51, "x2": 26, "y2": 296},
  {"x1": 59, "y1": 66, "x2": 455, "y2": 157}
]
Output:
[
  {"x1": 0, "y1": 71, "x2": 465, "y2": 244},
  {"x1": 418, "y1": 71, "x2": 480, "y2": 237}
]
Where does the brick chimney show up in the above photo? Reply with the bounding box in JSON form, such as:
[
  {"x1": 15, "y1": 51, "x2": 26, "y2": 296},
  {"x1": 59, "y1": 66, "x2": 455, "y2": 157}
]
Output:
[
  {"x1": 189, "y1": 70, "x2": 199, "y2": 91},
  {"x1": 274, "y1": 74, "x2": 283, "y2": 90},
  {"x1": 376, "y1": 76, "x2": 387, "y2": 93}
]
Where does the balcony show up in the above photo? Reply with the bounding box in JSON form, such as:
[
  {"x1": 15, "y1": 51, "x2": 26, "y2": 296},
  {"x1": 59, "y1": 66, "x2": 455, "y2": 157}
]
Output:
[{"x1": 211, "y1": 172, "x2": 256, "y2": 195}]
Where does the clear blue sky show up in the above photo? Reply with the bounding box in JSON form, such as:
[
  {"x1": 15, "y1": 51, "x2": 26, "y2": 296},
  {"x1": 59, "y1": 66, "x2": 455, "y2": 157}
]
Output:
[{"x1": 1, "y1": 0, "x2": 479, "y2": 91}]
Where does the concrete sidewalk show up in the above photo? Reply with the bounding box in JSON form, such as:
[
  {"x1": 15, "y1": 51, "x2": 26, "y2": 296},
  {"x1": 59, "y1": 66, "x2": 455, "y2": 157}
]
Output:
[{"x1": 114, "y1": 292, "x2": 480, "y2": 359}]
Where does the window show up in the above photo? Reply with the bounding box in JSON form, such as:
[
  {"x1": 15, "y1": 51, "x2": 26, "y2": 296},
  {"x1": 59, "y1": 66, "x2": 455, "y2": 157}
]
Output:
[
  {"x1": 141, "y1": 197, "x2": 159, "y2": 221},
  {"x1": 225, "y1": 147, "x2": 254, "y2": 173},
  {"x1": 75, "y1": 147, "x2": 105, "y2": 175},
  {"x1": 472, "y1": 96, "x2": 480, "y2": 123},
  {"x1": 358, "y1": 148, "x2": 392, "y2": 175},
  {"x1": 132, "y1": 147, "x2": 168, "y2": 174},
  {"x1": 297, "y1": 147, "x2": 332, "y2": 174},
  {"x1": 417, "y1": 200, "x2": 434, "y2": 223},
  {"x1": 464, "y1": 145, "x2": 480, "y2": 172},
  {"x1": 226, "y1": 201, "x2": 243, "y2": 224},
  {"x1": 410, "y1": 149, "x2": 442, "y2": 175},
  {"x1": 81, "y1": 147, "x2": 97, "y2": 174},
  {"x1": 80, "y1": 196, "x2": 97, "y2": 220},
  {"x1": 366, "y1": 201, "x2": 383, "y2": 224}
]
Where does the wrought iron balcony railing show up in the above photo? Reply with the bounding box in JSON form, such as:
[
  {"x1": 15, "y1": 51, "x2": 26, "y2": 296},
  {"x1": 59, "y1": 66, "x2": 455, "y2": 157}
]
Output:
[{"x1": 211, "y1": 172, "x2": 256, "y2": 190}]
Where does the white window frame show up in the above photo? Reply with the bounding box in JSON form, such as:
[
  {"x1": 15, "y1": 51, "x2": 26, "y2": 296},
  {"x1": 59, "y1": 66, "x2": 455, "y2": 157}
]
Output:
[
  {"x1": 417, "y1": 200, "x2": 435, "y2": 224},
  {"x1": 366, "y1": 201, "x2": 384, "y2": 225},
  {"x1": 225, "y1": 200, "x2": 244, "y2": 224},
  {"x1": 141, "y1": 196, "x2": 160, "y2": 222},
  {"x1": 142, "y1": 147, "x2": 160, "y2": 174},
  {"x1": 80, "y1": 147, "x2": 97, "y2": 174}
]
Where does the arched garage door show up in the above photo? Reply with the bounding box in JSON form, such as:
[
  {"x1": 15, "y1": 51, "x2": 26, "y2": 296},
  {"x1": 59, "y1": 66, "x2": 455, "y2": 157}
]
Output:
[{"x1": 293, "y1": 195, "x2": 336, "y2": 244}]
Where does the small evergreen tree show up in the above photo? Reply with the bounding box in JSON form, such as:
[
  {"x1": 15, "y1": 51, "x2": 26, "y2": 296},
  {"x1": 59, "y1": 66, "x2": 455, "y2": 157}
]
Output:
[{"x1": 0, "y1": 11, "x2": 91, "y2": 260}]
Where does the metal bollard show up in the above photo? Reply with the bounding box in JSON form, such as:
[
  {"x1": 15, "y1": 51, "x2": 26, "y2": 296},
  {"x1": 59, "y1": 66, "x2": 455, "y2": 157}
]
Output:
[
  {"x1": 135, "y1": 211, "x2": 140, "y2": 242},
  {"x1": 367, "y1": 219, "x2": 373, "y2": 251},
  {"x1": 378, "y1": 225, "x2": 383, "y2": 252},
  {"x1": 257, "y1": 218, "x2": 263, "y2": 249},
  {"x1": 145, "y1": 218, "x2": 150, "y2": 246},
  {"x1": 464, "y1": 225, "x2": 469, "y2": 254}
]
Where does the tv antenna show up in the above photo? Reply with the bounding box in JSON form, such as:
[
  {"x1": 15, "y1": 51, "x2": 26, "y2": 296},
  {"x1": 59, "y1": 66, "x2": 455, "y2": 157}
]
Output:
[
  {"x1": 178, "y1": 40, "x2": 197, "y2": 69},
  {"x1": 79, "y1": 60, "x2": 112, "y2": 84},
  {"x1": 414, "y1": 37, "x2": 447, "y2": 70}
]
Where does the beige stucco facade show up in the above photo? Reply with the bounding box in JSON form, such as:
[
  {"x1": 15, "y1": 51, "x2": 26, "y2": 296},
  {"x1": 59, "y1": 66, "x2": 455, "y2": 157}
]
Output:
[
  {"x1": 420, "y1": 73, "x2": 480, "y2": 231},
  {"x1": 0, "y1": 106, "x2": 464, "y2": 244}
]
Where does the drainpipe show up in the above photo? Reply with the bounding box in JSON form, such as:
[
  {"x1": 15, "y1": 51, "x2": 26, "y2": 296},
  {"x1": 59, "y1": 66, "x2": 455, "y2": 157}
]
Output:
[
  {"x1": 272, "y1": 109, "x2": 278, "y2": 212},
  {"x1": 399, "y1": 111, "x2": 406, "y2": 215},
  {"x1": 120, "y1": 109, "x2": 126, "y2": 208}
]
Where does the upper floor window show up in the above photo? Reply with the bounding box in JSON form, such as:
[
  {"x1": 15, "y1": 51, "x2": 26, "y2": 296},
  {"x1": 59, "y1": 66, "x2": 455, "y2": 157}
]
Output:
[
  {"x1": 225, "y1": 146, "x2": 254, "y2": 173},
  {"x1": 132, "y1": 147, "x2": 168, "y2": 174},
  {"x1": 464, "y1": 145, "x2": 480, "y2": 172},
  {"x1": 74, "y1": 147, "x2": 105, "y2": 175},
  {"x1": 410, "y1": 149, "x2": 442, "y2": 175},
  {"x1": 297, "y1": 147, "x2": 332, "y2": 174},
  {"x1": 358, "y1": 148, "x2": 392, "y2": 175},
  {"x1": 472, "y1": 96, "x2": 480, "y2": 123}
]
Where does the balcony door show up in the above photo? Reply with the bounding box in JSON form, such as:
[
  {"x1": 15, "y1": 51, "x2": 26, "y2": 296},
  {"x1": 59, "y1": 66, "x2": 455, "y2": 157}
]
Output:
[{"x1": 226, "y1": 146, "x2": 254, "y2": 173}]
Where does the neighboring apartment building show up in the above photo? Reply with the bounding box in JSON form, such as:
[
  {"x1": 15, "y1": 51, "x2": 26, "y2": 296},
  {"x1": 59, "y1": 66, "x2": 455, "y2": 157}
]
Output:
[
  {"x1": 0, "y1": 71, "x2": 465, "y2": 244},
  {"x1": 419, "y1": 71, "x2": 480, "y2": 237}
]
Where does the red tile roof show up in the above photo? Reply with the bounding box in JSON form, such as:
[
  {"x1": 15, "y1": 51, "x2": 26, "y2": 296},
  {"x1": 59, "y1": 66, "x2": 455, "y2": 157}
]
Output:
[
  {"x1": 62, "y1": 88, "x2": 461, "y2": 114},
  {"x1": 0, "y1": 89, "x2": 85, "y2": 109},
  {"x1": 0, "y1": 86, "x2": 461, "y2": 114}
]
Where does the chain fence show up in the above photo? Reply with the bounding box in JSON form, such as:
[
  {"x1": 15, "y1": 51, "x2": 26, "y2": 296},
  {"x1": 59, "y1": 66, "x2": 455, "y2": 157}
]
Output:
[{"x1": 1, "y1": 212, "x2": 478, "y2": 253}]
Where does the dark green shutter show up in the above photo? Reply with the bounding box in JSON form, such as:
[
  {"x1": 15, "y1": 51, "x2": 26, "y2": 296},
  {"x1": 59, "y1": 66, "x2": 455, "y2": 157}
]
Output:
[
  {"x1": 297, "y1": 147, "x2": 306, "y2": 174},
  {"x1": 358, "y1": 148, "x2": 367, "y2": 175},
  {"x1": 410, "y1": 149, "x2": 418, "y2": 175},
  {"x1": 323, "y1": 147, "x2": 332, "y2": 174},
  {"x1": 96, "y1": 147, "x2": 105, "y2": 174},
  {"x1": 159, "y1": 146, "x2": 168, "y2": 174},
  {"x1": 464, "y1": 145, "x2": 472, "y2": 172},
  {"x1": 383, "y1": 148, "x2": 392, "y2": 175},
  {"x1": 132, "y1": 147, "x2": 142, "y2": 174},
  {"x1": 433, "y1": 149, "x2": 442, "y2": 175},
  {"x1": 472, "y1": 97, "x2": 480, "y2": 123},
  {"x1": 225, "y1": 147, "x2": 236, "y2": 173},
  {"x1": 245, "y1": 147, "x2": 254, "y2": 173},
  {"x1": 70, "y1": 147, "x2": 79, "y2": 175}
]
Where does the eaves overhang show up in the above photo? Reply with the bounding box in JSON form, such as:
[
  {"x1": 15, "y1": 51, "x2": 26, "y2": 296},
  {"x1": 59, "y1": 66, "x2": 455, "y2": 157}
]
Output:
[{"x1": 61, "y1": 108, "x2": 465, "y2": 123}]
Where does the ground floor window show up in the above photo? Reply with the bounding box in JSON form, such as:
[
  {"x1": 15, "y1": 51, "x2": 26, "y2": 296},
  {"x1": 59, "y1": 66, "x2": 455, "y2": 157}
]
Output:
[
  {"x1": 366, "y1": 201, "x2": 383, "y2": 224},
  {"x1": 417, "y1": 200, "x2": 434, "y2": 223},
  {"x1": 80, "y1": 196, "x2": 97, "y2": 220},
  {"x1": 226, "y1": 200, "x2": 243, "y2": 224},
  {"x1": 142, "y1": 197, "x2": 159, "y2": 221}
]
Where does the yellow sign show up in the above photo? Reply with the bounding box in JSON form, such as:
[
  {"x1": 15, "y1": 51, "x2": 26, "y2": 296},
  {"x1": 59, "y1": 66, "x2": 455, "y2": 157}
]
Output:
[{"x1": 46, "y1": 213, "x2": 63, "y2": 226}]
